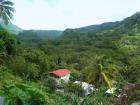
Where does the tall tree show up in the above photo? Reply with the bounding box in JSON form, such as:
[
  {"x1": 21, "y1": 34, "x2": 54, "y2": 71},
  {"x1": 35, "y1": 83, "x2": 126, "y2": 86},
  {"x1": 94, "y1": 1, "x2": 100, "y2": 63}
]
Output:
[
  {"x1": 0, "y1": 0, "x2": 14, "y2": 24},
  {"x1": 86, "y1": 64, "x2": 113, "y2": 89},
  {"x1": 85, "y1": 55, "x2": 118, "y2": 89}
]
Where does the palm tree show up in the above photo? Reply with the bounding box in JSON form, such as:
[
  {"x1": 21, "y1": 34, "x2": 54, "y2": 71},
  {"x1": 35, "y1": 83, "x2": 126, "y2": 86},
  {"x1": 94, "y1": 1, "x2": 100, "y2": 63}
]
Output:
[
  {"x1": 86, "y1": 64, "x2": 113, "y2": 89},
  {"x1": 0, "y1": 0, "x2": 14, "y2": 24},
  {"x1": 85, "y1": 55, "x2": 118, "y2": 89}
]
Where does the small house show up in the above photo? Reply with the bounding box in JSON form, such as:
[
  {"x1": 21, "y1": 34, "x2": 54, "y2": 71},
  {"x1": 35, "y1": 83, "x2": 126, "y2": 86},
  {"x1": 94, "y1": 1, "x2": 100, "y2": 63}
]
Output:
[{"x1": 49, "y1": 69, "x2": 71, "y2": 83}]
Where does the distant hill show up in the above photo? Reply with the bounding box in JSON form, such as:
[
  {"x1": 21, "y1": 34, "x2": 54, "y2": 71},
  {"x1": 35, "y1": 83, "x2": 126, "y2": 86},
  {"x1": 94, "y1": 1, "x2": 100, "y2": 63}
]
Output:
[
  {"x1": 0, "y1": 20, "x2": 23, "y2": 34},
  {"x1": 59, "y1": 12, "x2": 140, "y2": 51},
  {"x1": 74, "y1": 12, "x2": 140, "y2": 33},
  {"x1": 18, "y1": 12, "x2": 140, "y2": 42},
  {"x1": 63, "y1": 12, "x2": 140, "y2": 34},
  {"x1": 33, "y1": 30, "x2": 63, "y2": 38},
  {"x1": 18, "y1": 30, "x2": 63, "y2": 41},
  {"x1": 76, "y1": 22, "x2": 120, "y2": 32}
]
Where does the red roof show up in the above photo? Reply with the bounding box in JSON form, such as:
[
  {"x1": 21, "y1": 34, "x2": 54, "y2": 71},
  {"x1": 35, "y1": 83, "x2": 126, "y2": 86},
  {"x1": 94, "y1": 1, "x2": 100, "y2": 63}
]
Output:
[{"x1": 49, "y1": 69, "x2": 71, "y2": 77}]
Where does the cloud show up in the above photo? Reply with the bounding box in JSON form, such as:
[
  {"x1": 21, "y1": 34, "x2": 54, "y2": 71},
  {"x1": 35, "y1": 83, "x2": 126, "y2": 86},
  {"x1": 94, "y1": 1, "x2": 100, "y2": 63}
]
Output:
[
  {"x1": 46, "y1": 0, "x2": 58, "y2": 7},
  {"x1": 11, "y1": 0, "x2": 140, "y2": 30}
]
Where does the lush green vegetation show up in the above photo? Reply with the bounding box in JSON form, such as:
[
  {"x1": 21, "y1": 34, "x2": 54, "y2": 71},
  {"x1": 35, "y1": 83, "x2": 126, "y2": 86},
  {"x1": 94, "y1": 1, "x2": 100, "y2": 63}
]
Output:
[
  {"x1": 0, "y1": 1, "x2": 140, "y2": 104},
  {"x1": 18, "y1": 30, "x2": 63, "y2": 41}
]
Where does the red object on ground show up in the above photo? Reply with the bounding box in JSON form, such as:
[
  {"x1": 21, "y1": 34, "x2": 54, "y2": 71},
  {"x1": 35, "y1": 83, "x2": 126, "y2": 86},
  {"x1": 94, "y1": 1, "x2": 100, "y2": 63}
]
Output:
[{"x1": 49, "y1": 69, "x2": 71, "y2": 77}]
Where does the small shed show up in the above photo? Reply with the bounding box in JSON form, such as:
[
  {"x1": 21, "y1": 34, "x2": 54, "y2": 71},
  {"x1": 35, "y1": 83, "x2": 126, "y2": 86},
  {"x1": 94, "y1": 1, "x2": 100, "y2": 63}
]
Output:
[{"x1": 49, "y1": 69, "x2": 71, "y2": 83}]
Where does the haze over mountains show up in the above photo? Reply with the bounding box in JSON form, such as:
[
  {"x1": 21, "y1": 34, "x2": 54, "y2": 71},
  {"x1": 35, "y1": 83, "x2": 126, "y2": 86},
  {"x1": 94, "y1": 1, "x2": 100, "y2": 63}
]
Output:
[
  {"x1": 0, "y1": 19, "x2": 22, "y2": 34},
  {"x1": 0, "y1": 12, "x2": 140, "y2": 39}
]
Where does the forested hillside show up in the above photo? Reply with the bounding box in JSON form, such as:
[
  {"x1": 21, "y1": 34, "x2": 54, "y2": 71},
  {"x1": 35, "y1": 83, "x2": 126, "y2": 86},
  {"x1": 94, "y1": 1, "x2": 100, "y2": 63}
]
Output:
[
  {"x1": 0, "y1": 12, "x2": 140, "y2": 105},
  {"x1": 17, "y1": 30, "x2": 63, "y2": 42},
  {"x1": 76, "y1": 22, "x2": 120, "y2": 32}
]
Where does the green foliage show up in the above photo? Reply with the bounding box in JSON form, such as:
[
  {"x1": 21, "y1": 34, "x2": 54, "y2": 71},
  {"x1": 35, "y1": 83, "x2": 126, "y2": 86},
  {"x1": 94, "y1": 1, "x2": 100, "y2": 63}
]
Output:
[
  {"x1": 26, "y1": 63, "x2": 40, "y2": 80},
  {"x1": 0, "y1": 29, "x2": 17, "y2": 55},
  {"x1": 24, "y1": 49, "x2": 51, "y2": 73},
  {"x1": 1, "y1": 12, "x2": 140, "y2": 105},
  {"x1": 0, "y1": 69, "x2": 52, "y2": 105},
  {"x1": 82, "y1": 88, "x2": 115, "y2": 105},
  {"x1": 65, "y1": 82, "x2": 85, "y2": 97},
  {"x1": 0, "y1": 67, "x2": 82, "y2": 105},
  {"x1": 120, "y1": 63, "x2": 140, "y2": 83},
  {"x1": 1, "y1": 81, "x2": 48, "y2": 105},
  {"x1": 44, "y1": 77, "x2": 57, "y2": 93},
  {"x1": 18, "y1": 30, "x2": 62, "y2": 42},
  {"x1": 70, "y1": 70, "x2": 81, "y2": 82}
]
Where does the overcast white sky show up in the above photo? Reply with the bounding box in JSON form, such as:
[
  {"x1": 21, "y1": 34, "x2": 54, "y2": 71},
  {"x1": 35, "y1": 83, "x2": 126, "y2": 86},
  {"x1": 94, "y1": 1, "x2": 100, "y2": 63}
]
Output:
[{"x1": 11, "y1": 0, "x2": 140, "y2": 30}]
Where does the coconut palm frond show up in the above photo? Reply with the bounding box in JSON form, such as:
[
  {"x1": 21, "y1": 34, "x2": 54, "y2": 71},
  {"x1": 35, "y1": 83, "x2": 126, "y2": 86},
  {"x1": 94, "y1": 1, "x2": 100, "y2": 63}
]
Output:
[
  {"x1": 1, "y1": 1, "x2": 14, "y2": 6},
  {"x1": 0, "y1": 0, "x2": 4, "y2": 3},
  {"x1": 101, "y1": 72, "x2": 112, "y2": 89},
  {"x1": 0, "y1": 0, "x2": 14, "y2": 24},
  {"x1": 98, "y1": 64, "x2": 103, "y2": 71},
  {"x1": 2, "y1": 5, "x2": 15, "y2": 12},
  {"x1": 1, "y1": 11, "x2": 9, "y2": 24},
  {"x1": 86, "y1": 72, "x2": 96, "y2": 83},
  {"x1": 5, "y1": 8, "x2": 14, "y2": 19}
]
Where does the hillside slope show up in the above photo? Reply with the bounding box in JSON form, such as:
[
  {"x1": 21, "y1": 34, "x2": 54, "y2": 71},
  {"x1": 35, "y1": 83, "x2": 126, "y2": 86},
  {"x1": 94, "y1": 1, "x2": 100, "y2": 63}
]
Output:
[
  {"x1": 0, "y1": 12, "x2": 140, "y2": 105},
  {"x1": 74, "y1": 12, "x2": 140, "y2": 33},
  {"x1": 18, "y1": 30, "x2": 63, "y2": 41},
  {"x1": 76, "y1": 22, "x2": 120, "y2": 32}
]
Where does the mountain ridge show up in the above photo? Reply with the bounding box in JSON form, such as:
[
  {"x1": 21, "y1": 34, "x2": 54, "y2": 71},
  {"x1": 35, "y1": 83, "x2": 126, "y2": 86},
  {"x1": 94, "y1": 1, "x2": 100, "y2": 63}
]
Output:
[{"x1": 2, "y1": 12, "x2": 140, "y2": 38}]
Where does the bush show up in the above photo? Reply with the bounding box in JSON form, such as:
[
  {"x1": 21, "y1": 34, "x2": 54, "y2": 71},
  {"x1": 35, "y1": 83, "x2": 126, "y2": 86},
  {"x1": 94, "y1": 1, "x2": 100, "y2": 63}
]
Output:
[
  {"x1": 65, "y1": 82, "x2": 85, "y2": 97},
  {"x1": 81, "y1": 87, "x2": 115, "y2": 105},
  {"x1": 44, "y1": 77, "x2": 57, "y2": 93}
]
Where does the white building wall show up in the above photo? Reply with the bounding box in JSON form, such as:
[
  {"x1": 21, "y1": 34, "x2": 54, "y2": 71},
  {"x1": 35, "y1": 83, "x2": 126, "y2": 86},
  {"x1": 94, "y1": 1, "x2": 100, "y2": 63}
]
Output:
[{"x1": 60, "y1": 74, "x2": 70, "y2": 83}]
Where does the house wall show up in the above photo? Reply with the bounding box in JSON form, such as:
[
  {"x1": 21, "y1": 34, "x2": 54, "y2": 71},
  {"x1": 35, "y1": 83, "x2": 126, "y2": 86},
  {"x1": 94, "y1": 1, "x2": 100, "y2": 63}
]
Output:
[{"x1": 60, "y1": 74, "x2": 70, "y2": 83}]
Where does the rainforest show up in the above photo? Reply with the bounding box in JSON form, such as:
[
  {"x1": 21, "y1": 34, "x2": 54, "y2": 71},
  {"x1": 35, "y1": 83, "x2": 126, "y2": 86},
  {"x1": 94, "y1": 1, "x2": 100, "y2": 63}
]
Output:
[{"x1": 0, "y1": 0, "x2": 140, "y2": 105}]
